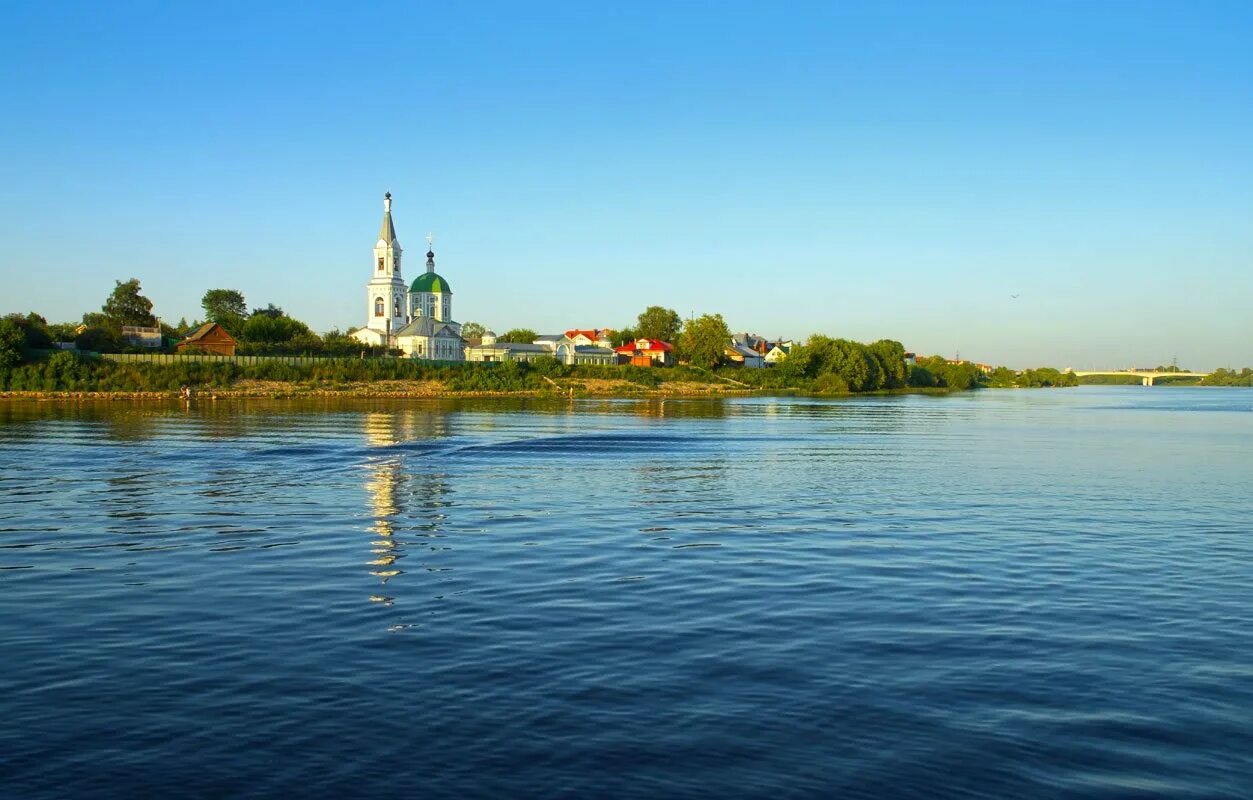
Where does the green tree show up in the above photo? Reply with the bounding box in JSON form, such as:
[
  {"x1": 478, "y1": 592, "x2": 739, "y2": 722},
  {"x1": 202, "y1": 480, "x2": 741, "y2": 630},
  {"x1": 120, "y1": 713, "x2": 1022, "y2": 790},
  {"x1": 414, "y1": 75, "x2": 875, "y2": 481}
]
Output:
[
  {"x1": 612, "y1": 326, "x2": 638, "y2": 346},
  {"x1": 461, "y1": 321, "x2": 487, "y2": 340},
  {"x1": 678, "y1": 313, "x2": 731, "y2": 369},
  {"x1": 46, "y1": 321, "x2": 80, "y2": 343},
  {"x1": 202, "y1": 288, "x2": 247, "y2": 321},
  {"x1": 635, "y1": 306, "x2": 682, "y2": 342},
  {"x1": 987, "y1": 366, "x2": 1018, "y2": 387},
  {"x1": 868, "y1": 339, "x2": 908, "y2": 389},
  {"x1": 75, "y1": 325, "x2": 120, "y2": 353},
  {"x1": 103, "y1": 279, "x2": 157, "y2": 327},
  {"x1": 499, "y1": 328, "x2": 538, "y2": 343},
  {"x1": 0, "y1": 317, "x2": 25, "y2": 369},
  {"x1": 0, "y1": 313, "x2": 54, "y2": 351},
  {"x1": 250, "y1": 303, "x2": 284, "y2": 319},
  {"x1": 241, "y1": 313, "x2": 312, "y2": 343}
]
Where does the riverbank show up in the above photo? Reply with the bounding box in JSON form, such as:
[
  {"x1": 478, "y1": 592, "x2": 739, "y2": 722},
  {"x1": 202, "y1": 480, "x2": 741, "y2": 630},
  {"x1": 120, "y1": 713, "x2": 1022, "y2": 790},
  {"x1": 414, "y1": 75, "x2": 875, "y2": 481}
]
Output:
[
  {"x1": 0, "y1": 376, "x2": 759, "y2": 401},
  {"x1": 0, "y1": 378, "x2": 975, "y2": 402}
]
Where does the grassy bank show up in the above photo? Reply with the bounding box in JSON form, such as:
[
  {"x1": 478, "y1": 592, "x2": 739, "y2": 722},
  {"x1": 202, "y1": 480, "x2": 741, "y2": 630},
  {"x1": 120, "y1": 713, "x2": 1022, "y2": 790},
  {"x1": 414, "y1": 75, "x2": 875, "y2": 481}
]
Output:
[
  {"x1": 0, "y1": 352, "x2": 765, "y2": 399},
  {"x1": 0, "y1": 350, "x2": 1075, "y2": 401}
]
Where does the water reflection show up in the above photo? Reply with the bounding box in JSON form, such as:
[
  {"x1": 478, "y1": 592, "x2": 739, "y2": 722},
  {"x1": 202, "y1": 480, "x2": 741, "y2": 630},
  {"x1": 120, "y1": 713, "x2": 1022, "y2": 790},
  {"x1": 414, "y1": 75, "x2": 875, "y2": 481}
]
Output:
[
  {"x1": 359, "y1": 410, "x2": 457, "y2": 608},
  {"x1": 363, "y1": 456, "x2": 405, "y2": 588},
  {"x1": 363, "y1": 413, "x2": 408, "y2": 591}
]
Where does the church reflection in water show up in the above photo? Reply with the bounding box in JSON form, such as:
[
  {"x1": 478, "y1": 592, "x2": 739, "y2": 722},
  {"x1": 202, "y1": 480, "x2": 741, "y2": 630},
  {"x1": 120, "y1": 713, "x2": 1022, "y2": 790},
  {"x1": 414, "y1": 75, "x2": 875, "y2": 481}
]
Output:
[{"x1": 360, "y1": 409, "x2": 455, "y2": 606}]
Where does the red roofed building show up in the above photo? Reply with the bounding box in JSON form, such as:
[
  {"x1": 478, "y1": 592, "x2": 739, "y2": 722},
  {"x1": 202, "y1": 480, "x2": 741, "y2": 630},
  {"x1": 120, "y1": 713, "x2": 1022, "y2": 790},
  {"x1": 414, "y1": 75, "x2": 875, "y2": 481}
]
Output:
[
  {"x1": 564, "y1": 328, "x2": 614, "y2": 347},
  {"x1": 615, "y1": 338, "x2": 674, "y2": 367}
]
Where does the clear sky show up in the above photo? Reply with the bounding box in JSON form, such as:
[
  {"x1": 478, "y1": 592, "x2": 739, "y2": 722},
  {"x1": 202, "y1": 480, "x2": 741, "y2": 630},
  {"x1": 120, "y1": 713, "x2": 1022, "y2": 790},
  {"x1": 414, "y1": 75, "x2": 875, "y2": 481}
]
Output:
[{"x1": 2, "y1": 1, "x2": 1250, "y2": 369}]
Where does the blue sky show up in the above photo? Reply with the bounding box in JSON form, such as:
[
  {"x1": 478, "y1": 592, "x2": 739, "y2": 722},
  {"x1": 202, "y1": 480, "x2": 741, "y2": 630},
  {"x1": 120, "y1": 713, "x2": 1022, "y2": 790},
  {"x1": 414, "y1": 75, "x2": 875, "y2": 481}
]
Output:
[{"x1": 1, "y1": 1, "x2": 1250, "y2": 369}]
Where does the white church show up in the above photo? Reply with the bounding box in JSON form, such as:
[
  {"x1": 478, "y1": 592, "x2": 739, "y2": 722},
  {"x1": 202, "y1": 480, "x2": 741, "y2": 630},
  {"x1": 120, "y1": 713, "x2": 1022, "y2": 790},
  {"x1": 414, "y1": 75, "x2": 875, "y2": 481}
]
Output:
[{"x1": 350, "y1": 193, "x2": 465, "y2": 360}]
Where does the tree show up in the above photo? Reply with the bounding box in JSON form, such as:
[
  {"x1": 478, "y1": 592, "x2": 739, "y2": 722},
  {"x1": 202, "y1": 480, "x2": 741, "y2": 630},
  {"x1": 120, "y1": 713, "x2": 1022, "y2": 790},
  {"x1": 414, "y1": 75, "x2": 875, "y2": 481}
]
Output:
[
  {"x1": 250, "y1": 303, "x2": 284, "y2": 319},
  {"x1": 46, "y1": 321, "x2": 80, "y2": 343},
  {"x1": 678, "y1": 313, "x2": 730, "y2": 369},
  {"x1": 0, "y1": 313, "x2": 53, "y2": 351},
  {"x1": 868, "y1": 339, "x2": 908, "y2": 389},
  {"x1": 499, "y1": 328, "x2": 538, "y2": 343},
  {"x1": 0, "y1": 317, "x2": 25, "y2": 369},
  {"x1": 103, "y1": 279, "x2": 157, "y2": 327},
  {"x1": 612, "y1": 326, "x2": 638, "y2": 347},
  {"x1": 201, "y1": 289, "x2": 248, "y2": 339},
  {"x1": 461, "y1": 321, "x2": 487, "y2": 340},
  {"x1": 635, "y1": 306, "x2": 682, "y2": 343},
  {"x1": 242, "y1": 313, "x2": 312, "y2": 343},
  {"x1": 203, "y1": 288, "x2": 247, "y2": 320}
]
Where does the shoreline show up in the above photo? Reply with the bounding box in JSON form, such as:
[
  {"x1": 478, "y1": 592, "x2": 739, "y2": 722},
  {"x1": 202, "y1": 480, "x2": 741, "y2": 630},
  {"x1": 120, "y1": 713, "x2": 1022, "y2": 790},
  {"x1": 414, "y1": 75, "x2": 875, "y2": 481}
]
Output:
[{"x1": 0, "y1": 381, "x2": 964, "y2": 403}]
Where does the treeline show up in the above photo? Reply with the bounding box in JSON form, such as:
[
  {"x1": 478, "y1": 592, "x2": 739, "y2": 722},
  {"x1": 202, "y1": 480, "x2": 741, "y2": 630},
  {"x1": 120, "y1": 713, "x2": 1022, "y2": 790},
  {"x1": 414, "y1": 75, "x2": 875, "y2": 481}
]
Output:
[
  {"x1": 0, "y1": 280, "x2": 392, "y2": 359},
  {"x1": 0, "y1": 351, "x2": 527, "y2": 393},
  {"x1": 0, "y1": 350, "x2": 693, "y2": 393},
  {"x1": 716, "y1": 341, "x2": 995, "y2": 392},
  {"x1": 985, "y1": 366, "x2": 1079, "y2": 388},
  {"x1": 1202, "y1": 368, "x2": 1253, "y2": 387}
]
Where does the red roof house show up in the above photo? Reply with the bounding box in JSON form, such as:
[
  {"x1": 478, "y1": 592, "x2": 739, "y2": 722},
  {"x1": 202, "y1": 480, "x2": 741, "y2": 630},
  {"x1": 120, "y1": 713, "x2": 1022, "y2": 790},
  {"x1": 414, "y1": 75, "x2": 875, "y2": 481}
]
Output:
[{"x1": 614, "y1": 338, "x2": 674, "y2": 367}]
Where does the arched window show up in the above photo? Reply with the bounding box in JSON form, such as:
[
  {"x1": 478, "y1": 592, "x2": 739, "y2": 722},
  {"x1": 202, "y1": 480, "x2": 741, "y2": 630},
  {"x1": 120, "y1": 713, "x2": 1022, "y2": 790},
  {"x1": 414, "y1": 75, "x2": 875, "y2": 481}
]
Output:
[
  {"x1": 394, "y1": 297, "x2": 401, "y2": 316},
  {"x1": 374, "y1": 297, "x2": 384, "y2": 317},
  {"x1": 377, "y1": 257, "x2": 384, "y2": 271}
]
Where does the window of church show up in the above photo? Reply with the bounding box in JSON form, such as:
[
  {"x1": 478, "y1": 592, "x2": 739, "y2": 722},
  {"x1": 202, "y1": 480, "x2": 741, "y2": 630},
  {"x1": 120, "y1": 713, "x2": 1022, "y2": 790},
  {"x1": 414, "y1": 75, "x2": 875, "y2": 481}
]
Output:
[
  {"x1": 378, "y1": 257, "x2": 384, "y2": 271},
  {"x1": 374, "y1": 297, "x2": 384, "y2": 316}
]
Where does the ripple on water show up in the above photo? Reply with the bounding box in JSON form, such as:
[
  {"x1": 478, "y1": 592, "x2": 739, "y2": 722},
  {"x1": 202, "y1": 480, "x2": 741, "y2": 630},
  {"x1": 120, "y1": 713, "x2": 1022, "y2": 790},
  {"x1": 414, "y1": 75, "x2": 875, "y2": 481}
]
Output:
[{"x1": 0, "y1": 390, "x2": 1251, "y2": 799}]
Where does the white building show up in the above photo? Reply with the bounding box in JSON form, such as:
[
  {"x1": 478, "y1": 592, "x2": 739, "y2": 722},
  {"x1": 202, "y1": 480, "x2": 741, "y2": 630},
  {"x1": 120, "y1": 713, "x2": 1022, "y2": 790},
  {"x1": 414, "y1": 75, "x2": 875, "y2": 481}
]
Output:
[
  {"x1": 464, "y1": 332, "x2": 616, "y2": 365},
  {"x1": 350, "y1": 193, "x2": 464, "y2": 360},
  {"x1": 464, "y1": 331, "x2": 552, "y2": 363}
]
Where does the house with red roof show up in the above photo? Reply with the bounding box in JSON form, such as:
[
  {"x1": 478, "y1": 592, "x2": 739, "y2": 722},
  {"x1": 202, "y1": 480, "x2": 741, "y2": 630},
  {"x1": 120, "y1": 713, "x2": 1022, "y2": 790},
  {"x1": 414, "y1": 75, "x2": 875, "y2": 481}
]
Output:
[
  {"x1": 615, "y1": 338, "x2": 674, "y2": 367},
  {"x1": 563, "y1": 329, "x2": 615, "y2": 348}
]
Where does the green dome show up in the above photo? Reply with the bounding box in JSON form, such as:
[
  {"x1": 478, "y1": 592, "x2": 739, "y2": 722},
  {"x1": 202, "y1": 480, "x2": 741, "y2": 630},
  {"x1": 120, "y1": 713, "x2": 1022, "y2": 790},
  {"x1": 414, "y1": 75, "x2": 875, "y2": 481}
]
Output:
[{"x1": 409, "y1": 272, "x2": 452, "y2": 293}]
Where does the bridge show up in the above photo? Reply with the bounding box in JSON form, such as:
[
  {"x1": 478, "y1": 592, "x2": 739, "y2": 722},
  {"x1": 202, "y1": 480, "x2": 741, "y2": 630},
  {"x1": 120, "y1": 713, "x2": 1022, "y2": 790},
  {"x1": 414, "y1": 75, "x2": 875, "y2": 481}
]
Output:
[{"x1": 1072, "y1": 370, "x2": 1211, "y2": 386}]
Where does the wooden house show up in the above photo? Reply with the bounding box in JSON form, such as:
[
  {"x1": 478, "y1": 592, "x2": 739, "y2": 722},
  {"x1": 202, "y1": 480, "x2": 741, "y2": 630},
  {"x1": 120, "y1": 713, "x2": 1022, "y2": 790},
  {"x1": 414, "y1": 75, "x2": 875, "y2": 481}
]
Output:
[{"x1": 176, "y1": 323, "x2": 237, "y2": 356}]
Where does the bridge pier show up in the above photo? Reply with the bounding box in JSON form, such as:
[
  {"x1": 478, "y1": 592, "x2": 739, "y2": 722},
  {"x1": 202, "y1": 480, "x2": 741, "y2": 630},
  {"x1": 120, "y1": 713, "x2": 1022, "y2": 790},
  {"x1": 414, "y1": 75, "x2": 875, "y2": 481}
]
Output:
[{"x1": 1143, "y1": 376, "x2": 1153, "y2": 387}]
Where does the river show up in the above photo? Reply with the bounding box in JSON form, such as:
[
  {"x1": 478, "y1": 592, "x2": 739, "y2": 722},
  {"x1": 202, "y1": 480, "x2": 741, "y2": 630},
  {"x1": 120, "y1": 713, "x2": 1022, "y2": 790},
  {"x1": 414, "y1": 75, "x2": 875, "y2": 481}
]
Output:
[{"x1": 1, "y1": 387, "x2": 1250, "y2": 798}]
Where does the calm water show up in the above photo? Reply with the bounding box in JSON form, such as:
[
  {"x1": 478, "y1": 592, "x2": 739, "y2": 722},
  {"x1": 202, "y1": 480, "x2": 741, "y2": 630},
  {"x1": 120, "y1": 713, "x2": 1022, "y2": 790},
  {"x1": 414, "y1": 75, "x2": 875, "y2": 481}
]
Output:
[{"x1": 1, "y1": 387, "x2": 1251, "y2": 799}]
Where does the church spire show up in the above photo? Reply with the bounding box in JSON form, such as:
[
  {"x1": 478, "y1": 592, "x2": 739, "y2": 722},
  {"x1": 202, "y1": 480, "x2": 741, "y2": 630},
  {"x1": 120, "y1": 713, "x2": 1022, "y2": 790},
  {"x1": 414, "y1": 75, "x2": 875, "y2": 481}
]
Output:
[
  {"x1": 378, "y1": 192, "x2": 398, "y2": 244},
  {"x1": 426, "y1": 232, "x2": 435, "y2": 273}
]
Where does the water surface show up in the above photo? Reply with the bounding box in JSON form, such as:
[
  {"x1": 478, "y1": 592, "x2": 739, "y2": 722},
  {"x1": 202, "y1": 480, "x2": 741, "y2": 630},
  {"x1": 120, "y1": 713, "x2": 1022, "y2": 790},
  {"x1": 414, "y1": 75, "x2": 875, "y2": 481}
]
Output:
[{"x1": 1, "y1": 388, "x2": 1251, "y2": 798}]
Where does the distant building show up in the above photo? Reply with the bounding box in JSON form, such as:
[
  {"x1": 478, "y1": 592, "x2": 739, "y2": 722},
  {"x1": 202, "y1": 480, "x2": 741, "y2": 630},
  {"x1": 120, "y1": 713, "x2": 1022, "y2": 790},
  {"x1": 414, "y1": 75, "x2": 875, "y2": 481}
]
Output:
[
  {"x1": 725, "y1": 343, "x2": 765, "y2": 368},
  {"x1": 395, "y1": 315, "x2": 464, "y2": 360},
  {"x1": 614, "y1": 338, "x2": 674, "y2": 367},
  {"x1": 177, "y1": 323, "x2": 237, "y2": 356},
  {"x1": 464, "y1": 331, "x2": 615, "y2": 365},
  {"x1": 121, "y1": 325, "x2": 163, "y2": 349},
  {"x1": 350, "y1": 193, "x2": 465, "y2": 360},
  {"x1": 904, "y1": 352, "x2": 917, "y2": 366},
  {"x1": 564, "y1": 344, "x2": 617, "y2": 365},
  {"x1": 732, "y1": 332, "x2": 769, "y2": 354},
  {"x1": 763, "y1": 341, "x2": 795, "y2": 364},
  {"x1": 465, "y1": 331, "x2": 551, "y2": 363},
  {"x1": 563, "y1": 329, "x2": 615, "y2": 348}
]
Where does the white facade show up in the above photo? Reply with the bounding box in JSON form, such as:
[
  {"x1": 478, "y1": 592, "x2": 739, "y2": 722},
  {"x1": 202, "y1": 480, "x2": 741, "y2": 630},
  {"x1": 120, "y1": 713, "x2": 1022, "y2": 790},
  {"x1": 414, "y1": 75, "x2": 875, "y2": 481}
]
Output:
[
  {"x1": 350, "y1": 193, "x2": 464, "y2": 360},
  {"x1": 352, "y1": 193, "x2": 407, "y2": 346},
  {"x1": 764, "y1": 345, "x2": 789, "y2": 364}
]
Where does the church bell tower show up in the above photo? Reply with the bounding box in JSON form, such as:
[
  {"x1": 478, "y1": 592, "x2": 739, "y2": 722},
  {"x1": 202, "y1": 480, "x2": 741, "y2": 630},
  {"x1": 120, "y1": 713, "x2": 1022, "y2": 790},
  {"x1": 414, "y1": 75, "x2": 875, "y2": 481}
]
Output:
[{"x1": 365, "y1": 192, "x2": 408, "y2": 339}]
